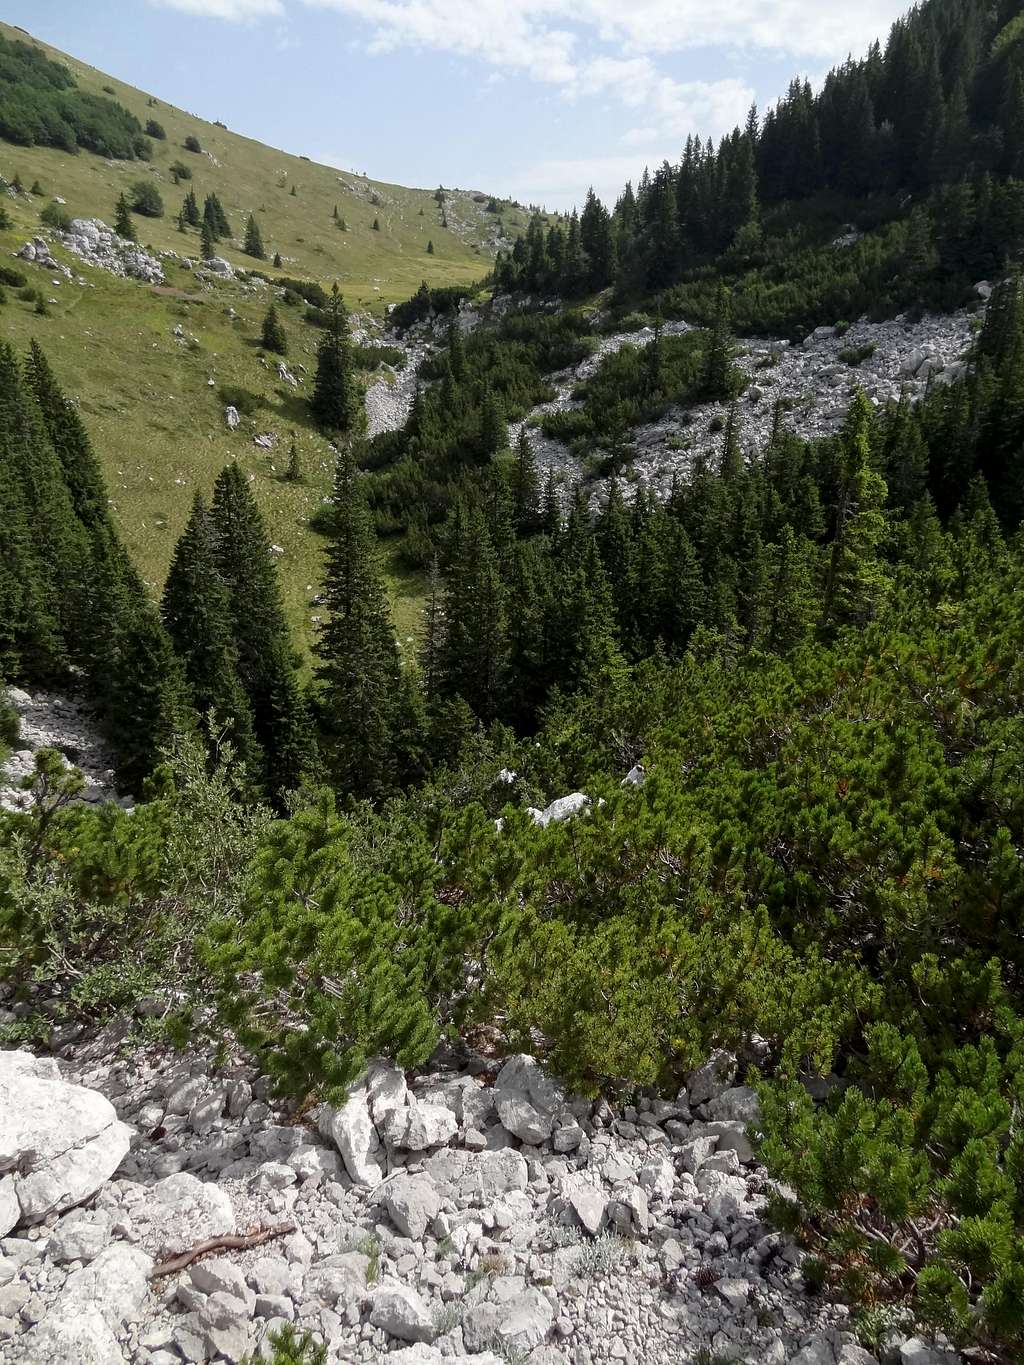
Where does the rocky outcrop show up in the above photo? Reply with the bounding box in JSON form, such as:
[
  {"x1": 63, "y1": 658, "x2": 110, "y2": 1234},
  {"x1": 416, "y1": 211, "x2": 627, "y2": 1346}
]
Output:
[
  {"x1": 0, "y1": 687, "x2": 129, "y2": 813},
  {"x1": 507, "y1": 307, "x2": 979, "y2": 499},
  {"x1": 0, "y1": 1051, "x2": 132, "y2": 1232},
  {"x1": 0, "y1": 1024, "x2": 963, "y2": 1365},
  {"x1": 55, "y1": 219, "x2": 165, "y2": 284}
]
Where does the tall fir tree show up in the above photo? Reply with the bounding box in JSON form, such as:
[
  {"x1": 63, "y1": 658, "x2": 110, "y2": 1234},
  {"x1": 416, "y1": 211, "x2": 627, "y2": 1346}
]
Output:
[
  {"x1": 114, "y1": 193, "x2": 136, "y2": 242},
  {"x1": 161, "y1": 494, "x2": 260, "y2": 775},
  {"x1": 311, "y1": 285, "x2": 357, "y2": 433},
  {"x1": 313, "y1": 448, "x2": 401, "y2": 796},
  {"x1": 243, "y1": 213, "x2": 266, "y2": 260},
  {"x1": 261, "y1": 303, "x2": 287, "y2": 355},
  {"x1": 209, "y1": 465, "x2": 311, "y2": 799}
]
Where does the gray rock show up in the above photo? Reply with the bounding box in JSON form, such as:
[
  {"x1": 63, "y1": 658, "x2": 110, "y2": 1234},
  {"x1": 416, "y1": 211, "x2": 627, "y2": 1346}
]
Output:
[
  {"x1": 685, "y1": 1050, "x2": 738, "y2": 1106},
  {"x1": 531, "y1": 792, "x2": 590, "y2": 827},
  {"x1": 899, "y1": 1339, "x2": 960, "y2": 1365},
  {"x1": 16, "y1": 1306, "x2": 122, "y2": 1364},
  {"x1": 496, "y1": 1093, "x2": 554, "y2": 1144},
  {"x1": 0, "y1": 1179, "x2": 17, "y2": 1239},
  {"x1": 707, "y1": 1085, "x2": 761, "y2": 1124},
  {"x1": 369, "y1": 1282, "x2": 436, "y2": 1343},
  {"x1": 568, "y1": 1186, "x2": 607, "y2": 1236},
  {"x1": 706, "y1": 1119, "x2": 755, "y2": 1164},
  {"x1": 200, "y1": 1289, "x2": 254, "y2": 1361},
  {"x1": 318, "y1": 1086, "x2": 383, "y2": 1187},
  {"x1": 59, "y1": 1243, "x2": 153, "y2": 1327},
  {"x1": 302, "y1": 1251, "x2": 369, "y2": 1306},
  {"x1": 133, "y1": 1171, "x2": 235, "y2": 1249},
  {"x1": 386, "y1": 1098, "x2": 458, "y2": 1152},
  {"x1": 225, "y1": 405, "x2": 241, "y2": 430},
  {"x1": 191, "y1": 1255, "x2": 250, "y2": 1301},
  {"x1": 0, "y1": 1051, "x2": 132, "y2": 1226},
  {"x1": 248, "y1": 1255, "x2": 297, "y2": 1298},
  {"x1": 46, "y1": 1210, "x2": 113, "y2": 1263},
  {"x1": 384, "y1": 1173, "x2": 442, "y2": 1239}
]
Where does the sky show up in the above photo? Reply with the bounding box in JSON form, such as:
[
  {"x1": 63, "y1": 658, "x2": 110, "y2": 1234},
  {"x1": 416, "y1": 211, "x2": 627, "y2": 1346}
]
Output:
[{"x1": 10, "y1": 0, "x2": 913, "y2": 212}]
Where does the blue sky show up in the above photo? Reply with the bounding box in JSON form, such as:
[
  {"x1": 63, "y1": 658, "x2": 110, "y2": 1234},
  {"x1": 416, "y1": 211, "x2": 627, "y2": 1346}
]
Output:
[{"x1": 12, "y1": 0, "x2": 912, "y2": 211}]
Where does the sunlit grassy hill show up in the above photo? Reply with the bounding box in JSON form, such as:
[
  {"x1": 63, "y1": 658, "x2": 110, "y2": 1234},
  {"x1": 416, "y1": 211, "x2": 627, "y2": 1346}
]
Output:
[{"x1": 0, "y1": 20, "x2": 537, "y2": 657}]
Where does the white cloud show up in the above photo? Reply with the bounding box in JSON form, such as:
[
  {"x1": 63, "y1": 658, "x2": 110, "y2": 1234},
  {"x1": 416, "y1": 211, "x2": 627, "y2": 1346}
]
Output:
[
  {"x1": 301, "y1": 0, "x2": 910, "y2": 64},
  {"x1": 149, "y1": 0, "x2": 284, "y2": 20}
]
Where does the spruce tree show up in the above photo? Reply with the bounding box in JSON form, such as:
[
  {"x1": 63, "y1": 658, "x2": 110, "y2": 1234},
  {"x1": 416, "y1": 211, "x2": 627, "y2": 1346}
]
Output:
[
  {"x1": 313, "y1": 448, "x2": 401, "y2": 796},
  {"x1": 511, "y1": 429, "x2": 541, "y2": 534},
  {"x1": 200, "y1": 218, "x2": 216, "y2": 260},
  {"x1": 106, "y1": 602, "x2": 195, "y2": 788},
  {"x1": 0, "y1": 343, "x2": 91, "y2": 680},
  {"x1": 243, "y1": 213, "x2": 266, "y2": 260},
  {"x1": 210, "y1": 464, "x2": 311, "y2": 798},
  {"x1": 285, "y1": 433, "x2": 302, "y2": 482},
  {"x1": 438, "y1": 503, "x2": 508, "y2": 721},
  {"x1": 261, "y1": 303, "x2": 287, "y2": 355},
  {"x1": 182, "y1": 188, "x2": 200, "y2": 227},
  {"x1": 273, "y1": 250, "x2": 282, "y2": 268},
  {"x1": 161, "y1": 494, "x2": 260, "y2": 774},
  {"x1": 310, "y1": 284, "x2": 356, "y2": 433},
  {"x1": 821, "y1": 392, "x2": 892, "y2": 630},
  {"x1": 114, "y1": 193, "x2": 136, "y2": 242},
  {"x1": 703, "y1": 283, "x2": 736, "y2": 399},
  {"x1": 479, "y1": 391, "x2": 508, "y2": 458}
]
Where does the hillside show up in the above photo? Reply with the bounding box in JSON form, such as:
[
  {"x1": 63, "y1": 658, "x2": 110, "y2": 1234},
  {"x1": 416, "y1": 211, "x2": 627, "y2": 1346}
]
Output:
[{"x1": 0, "y1": 20, "x2": 535, "y2": 654}]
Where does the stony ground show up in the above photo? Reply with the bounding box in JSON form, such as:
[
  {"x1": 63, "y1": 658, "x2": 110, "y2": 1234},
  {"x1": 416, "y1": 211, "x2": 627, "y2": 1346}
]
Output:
[
  {"x1": 369, "y1": 299, "x2": 984, "y2": 505},
  {"x1": 508, "y1": 307, "x2": 980, "y2": 499},
  {"x1": 0, "y1": 687, "x2": 128, "y2": 814},
  {"x1": 0, "y1": 1019, "x2": 962, "y2": 1365}
]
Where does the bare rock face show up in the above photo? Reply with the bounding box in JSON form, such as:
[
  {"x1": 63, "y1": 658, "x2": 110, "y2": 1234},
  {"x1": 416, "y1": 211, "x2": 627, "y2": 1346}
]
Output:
[{"x1": 0, "y1": 1051, "x2": 132, "y2": 1228}]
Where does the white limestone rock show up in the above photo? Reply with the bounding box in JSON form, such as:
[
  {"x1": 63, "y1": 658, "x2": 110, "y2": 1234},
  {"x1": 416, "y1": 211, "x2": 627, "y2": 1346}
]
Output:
[{"x1": 0, "y1": 1050, "x2": 132, "y2": 1226}]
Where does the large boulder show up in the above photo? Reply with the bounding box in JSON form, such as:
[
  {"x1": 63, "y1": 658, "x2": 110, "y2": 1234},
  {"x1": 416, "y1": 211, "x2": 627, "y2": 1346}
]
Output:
[
  {"x1": 319, "y1": 1085, "x2": 384, "y2": 1187},
  {"x1": 493, "y1": 1054, "x2": 565, "y2": 1144},
  {"x1": 369, "y1": 1282, "x2": 436, "y2": 1343},
  {"x1": 383, "y1": 1173, "x2": 442, "y2": 1240},
  {"x1": 0, "y1": 1050, "x2": 132, "y2": 1226},
  {"x1": 16, "y1": 1307, "x2": 122, "y2": 1364}
]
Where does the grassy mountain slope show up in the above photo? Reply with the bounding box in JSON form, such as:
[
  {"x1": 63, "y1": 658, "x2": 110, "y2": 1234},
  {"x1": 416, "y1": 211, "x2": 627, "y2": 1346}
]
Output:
[{"x1": 0, "y1": 21, "x2": 533, "y2": 658}]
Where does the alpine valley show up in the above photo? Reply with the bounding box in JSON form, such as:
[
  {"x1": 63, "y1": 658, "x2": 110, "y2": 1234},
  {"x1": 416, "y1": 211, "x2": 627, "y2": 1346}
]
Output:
[{"x1": 1, "y1": 4, "x2": 1024, "y2": 1365}]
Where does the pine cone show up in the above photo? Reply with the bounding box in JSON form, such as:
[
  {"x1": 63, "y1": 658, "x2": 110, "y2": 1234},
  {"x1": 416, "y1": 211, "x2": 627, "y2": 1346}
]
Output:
[{"x1": 695, "y1": 1263, "x2": 717, "y2": 1290}]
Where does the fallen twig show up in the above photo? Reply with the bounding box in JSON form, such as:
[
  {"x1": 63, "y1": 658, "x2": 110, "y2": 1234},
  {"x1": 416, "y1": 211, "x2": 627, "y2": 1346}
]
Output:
[{"x1": 147, "y1": 1222, "x2": 296, "y2": 1280}]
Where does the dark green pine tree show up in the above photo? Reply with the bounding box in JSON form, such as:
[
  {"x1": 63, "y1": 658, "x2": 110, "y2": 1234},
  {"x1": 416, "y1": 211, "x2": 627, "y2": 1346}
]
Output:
[
  {"x1": 511, "y1": 429, "x2": 541, "y2": 534},
  {"x1": 261, "y1": 303, "x2": 287, "y2": 355},
  {"x1": 24, "y1": 341, "x2": 144, "y2": 682},
  {"x1": 210, "y1": 464, "x2": 311, "y2": 799},
  {"x1": 703, "y1": 283, "x2": 736, "y2": 399},
  {"x1": 106, "y1": 602, "x2": 196, "y2": 789},
  {"x1": 0, "y1": 343, "x2": 92, "y2": 680},
  {"x1": 285, "y1": 433, "x2": 302, "y2": 482},
  {"x1": 313, "y1": 448, "x2": 401, "y2": 797},
  {"x1": 438, "y1": 503, "x2": 508, "y2": 721},
  {"x1": 822, "y1": 392, "x2": 892, "y2": 630},
  {"x1": 114, "y1": 193, "x2": 136, "y2": 242},
  {"x1": 311, "y1": 285, "x2": 357, "y2": 433},
  {"x1": 200, "y1": 218, "x2": 216, "y2": 261},
  {"x1": 542, "y1": 467, "x2": 562, "y2": 538},
  {"x1": 182, "y1": 188, "x2": 200, "y2": 227},
  {"x1": 203, "y1": 193, "x2": 231, "y2": 239},
  {"x1": 161, "y1": 493, "x2": 260, "y2": 775},
  {"x1": 273, "y1": 251, "x2": 282, "y2": 268},
  {"x1": 243, "y1": 213, "x2": 266, "y2": 260},
  {"x1": 479, "y1": 390, "x2": 508, "y2": 458}
]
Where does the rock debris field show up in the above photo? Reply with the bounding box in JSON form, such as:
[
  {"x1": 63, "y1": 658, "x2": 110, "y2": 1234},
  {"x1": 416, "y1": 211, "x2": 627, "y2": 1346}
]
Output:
[
  {"x1": 0, "y1": 1031, "x2": 961, "y2": 1365},
  {"x1": 511, "y1": 308, "x2": 980, "y2": 498},
  {"x1": 0, "y1": 687, "x2": 128, "y2": 814},
  {"x1": 369, "y1": 303, "x2": 981, "y2": 504}
]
